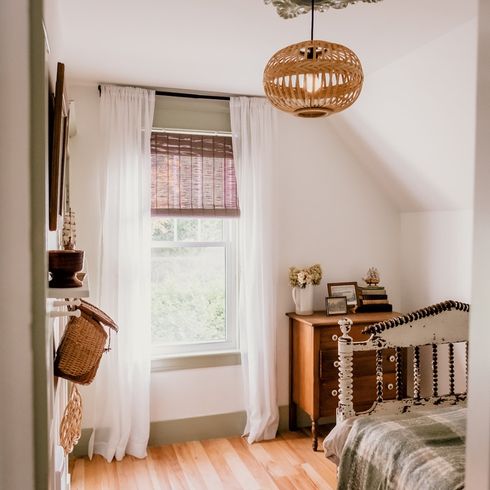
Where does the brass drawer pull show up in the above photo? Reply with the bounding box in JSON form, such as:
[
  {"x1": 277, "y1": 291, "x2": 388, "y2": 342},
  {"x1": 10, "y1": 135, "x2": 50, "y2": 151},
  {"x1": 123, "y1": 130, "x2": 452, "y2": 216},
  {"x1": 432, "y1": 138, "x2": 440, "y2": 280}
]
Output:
[
  {"x1": 389, "y1": 355, "x2": 396, "y2": 362},
  {"x1": 387, "y1": 383, "x2": 394, "y2": 390},
  {"x1": 332, "y1": 334, "x2": 338, "y2": 341},
  {"x1": 331, "y1": 390, "x2": 338, "y2": 397},
  {"x1": 333, "y1": 361, "x2": 340, "y2": 368}
]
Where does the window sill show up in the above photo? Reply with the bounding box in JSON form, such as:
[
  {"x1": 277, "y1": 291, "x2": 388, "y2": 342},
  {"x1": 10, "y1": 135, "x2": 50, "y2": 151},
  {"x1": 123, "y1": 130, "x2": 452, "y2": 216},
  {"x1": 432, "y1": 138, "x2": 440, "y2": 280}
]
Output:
[{"x1": 151, "y1": 350, "x2": 241, "y2": 372}]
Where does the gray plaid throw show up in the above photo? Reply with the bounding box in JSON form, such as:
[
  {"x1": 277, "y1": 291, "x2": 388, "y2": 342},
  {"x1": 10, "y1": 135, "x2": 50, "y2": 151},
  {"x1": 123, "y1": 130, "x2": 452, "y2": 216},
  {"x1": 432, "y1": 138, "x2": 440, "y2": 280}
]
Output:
[{"x1": 338, "y1": 406, "x2": 466, "y2": 490}]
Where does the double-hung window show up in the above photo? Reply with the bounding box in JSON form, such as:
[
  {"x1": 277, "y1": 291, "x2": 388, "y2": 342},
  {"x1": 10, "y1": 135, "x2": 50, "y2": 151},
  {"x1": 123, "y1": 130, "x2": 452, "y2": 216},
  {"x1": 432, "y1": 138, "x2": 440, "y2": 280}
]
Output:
[{"x1": 150, "y1": 130, "x2": 239, "y2": 358}]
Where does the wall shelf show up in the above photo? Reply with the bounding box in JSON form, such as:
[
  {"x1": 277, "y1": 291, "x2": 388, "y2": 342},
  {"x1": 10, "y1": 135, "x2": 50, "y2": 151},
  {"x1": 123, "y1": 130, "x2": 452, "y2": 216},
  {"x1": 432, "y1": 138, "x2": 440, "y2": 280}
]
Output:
[{"x1": 48, "y1": 274, "x2": 90, "y2": 299}]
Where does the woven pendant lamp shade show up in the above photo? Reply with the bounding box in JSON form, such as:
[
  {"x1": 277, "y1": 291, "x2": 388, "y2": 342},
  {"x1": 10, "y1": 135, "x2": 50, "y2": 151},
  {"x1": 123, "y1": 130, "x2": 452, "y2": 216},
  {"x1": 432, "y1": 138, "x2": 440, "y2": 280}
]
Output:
[{"x1": 263, "y1": 40, "x2": 363, "y2": 118}]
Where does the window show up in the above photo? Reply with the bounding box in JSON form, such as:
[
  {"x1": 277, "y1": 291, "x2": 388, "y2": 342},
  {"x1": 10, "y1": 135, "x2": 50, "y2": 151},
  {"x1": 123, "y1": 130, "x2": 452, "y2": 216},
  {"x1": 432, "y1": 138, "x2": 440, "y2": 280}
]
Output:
[
  {"x1": 150, "y1": 130, "x2": 239, "y2": 358},
  {"x1": 151, "y1": 216, "x2": 236, "y2": 356}
]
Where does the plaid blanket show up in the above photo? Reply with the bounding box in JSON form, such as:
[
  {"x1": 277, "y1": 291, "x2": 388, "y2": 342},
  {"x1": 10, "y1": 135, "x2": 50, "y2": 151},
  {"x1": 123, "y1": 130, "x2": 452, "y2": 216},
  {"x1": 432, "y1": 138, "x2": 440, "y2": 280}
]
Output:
[{"x1": 338, "y1": 406, "x2": 466, "y2": 490}]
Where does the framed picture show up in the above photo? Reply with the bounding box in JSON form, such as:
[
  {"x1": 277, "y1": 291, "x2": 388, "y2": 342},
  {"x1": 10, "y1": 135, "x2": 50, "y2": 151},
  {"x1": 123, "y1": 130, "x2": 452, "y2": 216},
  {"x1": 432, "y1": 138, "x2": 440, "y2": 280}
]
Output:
[
  {"x1": 325, "y1": 296, "x2": 348, "y2": 316},
  {"x1": 327, "y1": 282, "x2": 358, "y2": 307},
  {"x1": 49, "y1": 62, "x2": 66, "y2": 231},
  {"x1": 59, "y1": 113, "x2": 70, "y2": 214}
]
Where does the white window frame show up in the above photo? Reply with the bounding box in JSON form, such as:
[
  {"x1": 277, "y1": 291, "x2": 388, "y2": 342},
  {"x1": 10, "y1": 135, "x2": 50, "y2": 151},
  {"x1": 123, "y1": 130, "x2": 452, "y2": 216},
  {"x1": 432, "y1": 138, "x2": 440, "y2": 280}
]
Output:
[{"x1": 151, "y1": 218, "x2": 238, "y2": 360}]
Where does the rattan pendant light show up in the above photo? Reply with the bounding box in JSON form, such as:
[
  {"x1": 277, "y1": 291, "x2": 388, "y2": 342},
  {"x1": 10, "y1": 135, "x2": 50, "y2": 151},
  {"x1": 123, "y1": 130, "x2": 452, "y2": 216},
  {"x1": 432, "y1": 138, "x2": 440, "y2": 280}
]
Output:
[{"x1": 263, "y1": 0, "x2": 363, "y2": 118}]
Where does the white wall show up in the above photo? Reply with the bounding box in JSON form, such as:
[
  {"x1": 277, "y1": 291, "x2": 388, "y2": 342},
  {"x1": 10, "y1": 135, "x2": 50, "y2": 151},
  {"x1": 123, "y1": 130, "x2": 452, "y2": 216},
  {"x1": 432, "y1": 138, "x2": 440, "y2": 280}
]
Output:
[
  {"x1": 69, "y1": 84, "x2": 401, "y2": 425},
  {"x1": 0, "y1": 0, "x2": 35, "y2": 488},
  {"x1": 67, "y1": 84, "x2": 102, "y2": 303},
  {"x1": 401, "y1": 211, "x2": 473, "y2": 396},
  {"x1": 151, "y1": 366, "x2": 244, "y2": 421},
  {"x1": 465, "y1": 1, "x2": 490, "y2": 486},
  {"x1": 43, "y1": 0, "x2": 65, "y2": 84},
  {"x1": 274, "y1": 112, "x2": 401, "y2": 406},
  {"x1": 401, "y1": 211, "x2": 473, "y2": 312},
  {"x1": 337, "y1": 19, "x2": 477, "y2": 212}
]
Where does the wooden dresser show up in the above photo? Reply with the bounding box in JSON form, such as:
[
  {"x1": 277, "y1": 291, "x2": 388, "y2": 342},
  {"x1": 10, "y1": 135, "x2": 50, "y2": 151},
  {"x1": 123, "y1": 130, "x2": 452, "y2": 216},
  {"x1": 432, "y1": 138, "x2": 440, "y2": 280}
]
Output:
[{"x1": 287, "y1": 310, "x2": 404, "y2": 450}]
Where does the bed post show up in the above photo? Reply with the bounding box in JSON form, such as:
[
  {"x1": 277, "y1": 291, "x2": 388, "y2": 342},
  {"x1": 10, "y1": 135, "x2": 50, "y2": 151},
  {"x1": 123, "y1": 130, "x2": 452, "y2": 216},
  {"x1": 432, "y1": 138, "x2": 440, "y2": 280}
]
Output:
[{"x1": 337, "y1": 318, "x2": 355, "y2": 423}]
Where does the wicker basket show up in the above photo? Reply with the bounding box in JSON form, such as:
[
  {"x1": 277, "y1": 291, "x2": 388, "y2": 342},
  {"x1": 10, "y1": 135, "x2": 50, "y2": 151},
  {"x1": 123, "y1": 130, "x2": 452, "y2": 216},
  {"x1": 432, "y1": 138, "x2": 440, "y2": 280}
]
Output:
[
  {"x1": 54, "y1": 300, "x2": 118, "y2": 385},
  {"x1": 60, "y1": 385, "x2": 83, "y2": 454}
]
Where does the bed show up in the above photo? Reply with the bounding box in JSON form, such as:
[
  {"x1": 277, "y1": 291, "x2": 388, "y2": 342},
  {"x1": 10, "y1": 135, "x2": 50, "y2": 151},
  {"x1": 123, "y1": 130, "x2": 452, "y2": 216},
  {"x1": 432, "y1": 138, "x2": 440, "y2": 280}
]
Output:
[{"x1": 323, "y1": 300, "x2": 469, "y2": 490}]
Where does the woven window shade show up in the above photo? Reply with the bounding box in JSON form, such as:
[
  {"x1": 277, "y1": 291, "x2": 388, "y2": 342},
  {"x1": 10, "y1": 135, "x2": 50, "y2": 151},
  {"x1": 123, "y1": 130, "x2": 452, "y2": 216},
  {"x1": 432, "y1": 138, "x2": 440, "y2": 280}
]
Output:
[{"x1": 151, "y1": 132, "x2": 240, "y2": 217}]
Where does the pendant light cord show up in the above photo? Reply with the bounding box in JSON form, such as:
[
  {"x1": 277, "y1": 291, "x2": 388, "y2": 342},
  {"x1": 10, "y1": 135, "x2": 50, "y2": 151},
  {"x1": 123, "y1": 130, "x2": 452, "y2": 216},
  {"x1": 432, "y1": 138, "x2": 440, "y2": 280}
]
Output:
[{"x1": 311, "y1": 0, "x2": 315, "y2": 41}]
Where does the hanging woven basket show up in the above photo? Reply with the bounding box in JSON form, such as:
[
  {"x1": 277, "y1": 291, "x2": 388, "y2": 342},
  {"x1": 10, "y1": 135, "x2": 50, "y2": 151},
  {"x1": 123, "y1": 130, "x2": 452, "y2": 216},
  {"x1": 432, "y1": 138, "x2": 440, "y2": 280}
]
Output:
[
  {"x1": 263, "y1": 39, "x2": 363, "y2": 117},
  {"x1": 54, "y1": 300, "x2": 118, "y2": 385}
]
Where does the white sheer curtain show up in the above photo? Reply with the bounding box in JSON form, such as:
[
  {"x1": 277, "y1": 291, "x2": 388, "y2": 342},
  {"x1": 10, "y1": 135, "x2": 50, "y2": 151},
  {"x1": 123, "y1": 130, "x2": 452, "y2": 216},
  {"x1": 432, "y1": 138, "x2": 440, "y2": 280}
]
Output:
[
  {"x1": 89, "y1": 85, "x2": 155, "y2": 461},
  {"x1": 230, "y1": 97, "x2": 279, "y2": 443}
]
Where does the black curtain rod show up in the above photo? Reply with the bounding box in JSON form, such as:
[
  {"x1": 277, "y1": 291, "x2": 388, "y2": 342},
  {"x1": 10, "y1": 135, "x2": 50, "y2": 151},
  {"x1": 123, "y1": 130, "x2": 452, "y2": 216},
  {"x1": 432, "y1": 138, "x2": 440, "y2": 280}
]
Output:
[
  {"x1": 156, "y1": 90, "x2": 230, "y2": 101},
  {"x1": 97, "y1": 85, "x2": 230, "y2": 101}
]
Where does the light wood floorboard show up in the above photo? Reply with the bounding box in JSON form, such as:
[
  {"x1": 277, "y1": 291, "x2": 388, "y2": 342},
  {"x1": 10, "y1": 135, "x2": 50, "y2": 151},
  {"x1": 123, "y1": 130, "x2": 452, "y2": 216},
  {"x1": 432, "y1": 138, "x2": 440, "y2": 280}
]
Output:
[{"x1": 70, "y1": 432, "x2": 337, "y2": 489}]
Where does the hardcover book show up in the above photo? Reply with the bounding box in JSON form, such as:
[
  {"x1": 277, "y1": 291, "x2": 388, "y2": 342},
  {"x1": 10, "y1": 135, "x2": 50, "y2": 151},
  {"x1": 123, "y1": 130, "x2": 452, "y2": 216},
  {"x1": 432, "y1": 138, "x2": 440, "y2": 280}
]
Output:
[
  {"x1": 356, "y1": 303, "x2": 393, "y2": 313},
  {"x1": 361, "y1": 299, "x2": 389, "y2": 305},
  {"x1": 360, "y1": 294, "x2": 388, "y2": 300},
  {"x1": 361, "y1": 289, "x2": 387, "y2": 296}
]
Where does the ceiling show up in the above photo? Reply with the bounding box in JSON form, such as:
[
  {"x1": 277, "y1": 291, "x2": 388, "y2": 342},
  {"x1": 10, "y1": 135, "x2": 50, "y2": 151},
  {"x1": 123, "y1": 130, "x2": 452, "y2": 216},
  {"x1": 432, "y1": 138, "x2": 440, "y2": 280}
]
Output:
[{"x1": 52, "y1": 0, "x2": 476, "y2": 95}]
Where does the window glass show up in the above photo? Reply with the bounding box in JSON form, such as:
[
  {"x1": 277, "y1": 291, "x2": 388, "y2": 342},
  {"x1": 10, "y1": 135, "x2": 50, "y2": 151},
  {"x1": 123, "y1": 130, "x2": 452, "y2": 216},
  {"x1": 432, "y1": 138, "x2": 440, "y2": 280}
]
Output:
[
  {"x1": 176, "y1": 218, "x2": 199, "y2": 241},
  {"x1": 201, "y1": 219, "x2": 223, "y2": 241},
  {"x1": 151, "y1": 217, "x2": 234, "y2": 354},
  {"x1": 152, "y1": 218, "x2": 174, "y2": 241}
]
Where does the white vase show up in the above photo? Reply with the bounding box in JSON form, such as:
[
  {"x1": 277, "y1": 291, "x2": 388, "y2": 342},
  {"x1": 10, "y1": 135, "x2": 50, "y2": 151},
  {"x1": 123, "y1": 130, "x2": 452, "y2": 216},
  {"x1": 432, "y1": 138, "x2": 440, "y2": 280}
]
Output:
[{"x1": 292, "y1": 284, "x2": 314, "y2": 315}]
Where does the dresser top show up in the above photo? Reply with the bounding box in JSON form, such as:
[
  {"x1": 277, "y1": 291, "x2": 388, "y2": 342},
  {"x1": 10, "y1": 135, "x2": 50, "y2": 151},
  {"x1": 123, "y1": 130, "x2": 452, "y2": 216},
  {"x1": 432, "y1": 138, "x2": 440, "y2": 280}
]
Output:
[{"x1": 286, "y1": 311, "x2": 401, "y2": 327}]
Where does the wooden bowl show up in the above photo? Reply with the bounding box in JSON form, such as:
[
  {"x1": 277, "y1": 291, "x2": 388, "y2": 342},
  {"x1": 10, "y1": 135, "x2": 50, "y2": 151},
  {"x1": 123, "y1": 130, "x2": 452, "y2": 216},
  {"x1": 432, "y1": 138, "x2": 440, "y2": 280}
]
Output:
[{"x1": 48, "y1": 250, "x2": 84, "y2": 288}]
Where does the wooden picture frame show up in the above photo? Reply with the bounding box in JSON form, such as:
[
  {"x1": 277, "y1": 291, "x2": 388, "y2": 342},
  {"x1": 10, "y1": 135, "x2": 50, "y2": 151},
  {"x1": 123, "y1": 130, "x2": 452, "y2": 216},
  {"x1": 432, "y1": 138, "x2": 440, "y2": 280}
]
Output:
[
  {"x1": 49, "y1": 62, "x2": 66, "y2": 231},
  {"x1": 59, "y1": 113, "x2": 70, "y2": 215},
  {"x1": 325, "y1": 296, "x2": 348, "y2": 315},
  {"x1": 327, "y1": 281, "x2": 358, "y2": 307}
]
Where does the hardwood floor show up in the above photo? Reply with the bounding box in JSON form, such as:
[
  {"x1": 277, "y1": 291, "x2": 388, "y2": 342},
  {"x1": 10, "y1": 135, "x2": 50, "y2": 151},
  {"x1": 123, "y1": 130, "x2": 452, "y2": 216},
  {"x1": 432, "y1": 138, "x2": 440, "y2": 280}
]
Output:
[{"x1": 70, "y1": 431, "x2": 337, "y2": 489}]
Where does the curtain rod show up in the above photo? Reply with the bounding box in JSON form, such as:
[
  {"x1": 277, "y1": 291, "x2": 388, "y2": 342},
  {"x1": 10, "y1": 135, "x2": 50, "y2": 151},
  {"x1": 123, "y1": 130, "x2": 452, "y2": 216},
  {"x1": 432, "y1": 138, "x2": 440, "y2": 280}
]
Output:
[
  {"x1": 156, "y1": 90, "x2": 230, "y2": 101},
  {"x1": 97, "y1": 85, "x2": 230, "y2": 101}
]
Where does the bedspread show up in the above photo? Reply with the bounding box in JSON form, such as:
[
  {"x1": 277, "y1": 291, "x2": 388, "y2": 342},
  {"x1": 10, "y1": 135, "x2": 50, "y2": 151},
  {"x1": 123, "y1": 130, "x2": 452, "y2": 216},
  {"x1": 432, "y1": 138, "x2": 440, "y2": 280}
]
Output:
[{"x1": 336, "y1": 406, "x2": 466, "y2": 490}]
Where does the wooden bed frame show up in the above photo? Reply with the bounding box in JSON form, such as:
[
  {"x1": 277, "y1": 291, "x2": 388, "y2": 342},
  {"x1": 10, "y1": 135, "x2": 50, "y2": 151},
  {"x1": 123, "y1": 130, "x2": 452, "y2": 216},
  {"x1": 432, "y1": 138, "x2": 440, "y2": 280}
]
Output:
[{"x1": 336, "y1": 300, "x2": 470, "y2": 423}]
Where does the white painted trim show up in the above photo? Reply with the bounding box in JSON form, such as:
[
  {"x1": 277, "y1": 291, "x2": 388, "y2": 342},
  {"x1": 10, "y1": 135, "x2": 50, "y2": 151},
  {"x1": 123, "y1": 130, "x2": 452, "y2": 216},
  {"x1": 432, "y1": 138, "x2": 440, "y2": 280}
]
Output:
[
  {"x1": 151, "y1": 351, "x2": 241, "y2": 372},
  {"x1": 466, "y1": 3, "x2": 490, "y2": 487},
  {"x1": 151, "y1": 218, "x2": 238, "y2": 357}
]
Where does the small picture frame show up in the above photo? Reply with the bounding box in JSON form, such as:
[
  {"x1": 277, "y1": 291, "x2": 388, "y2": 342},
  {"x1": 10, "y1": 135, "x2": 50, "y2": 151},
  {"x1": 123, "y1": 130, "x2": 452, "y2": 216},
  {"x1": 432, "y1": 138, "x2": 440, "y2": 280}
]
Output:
[
  {"x1": 327, "y1": 282, "x2": 358, "y2": 307},
  {"x1": 325, "y1": 296, "x2": 348, "y2": 316}
]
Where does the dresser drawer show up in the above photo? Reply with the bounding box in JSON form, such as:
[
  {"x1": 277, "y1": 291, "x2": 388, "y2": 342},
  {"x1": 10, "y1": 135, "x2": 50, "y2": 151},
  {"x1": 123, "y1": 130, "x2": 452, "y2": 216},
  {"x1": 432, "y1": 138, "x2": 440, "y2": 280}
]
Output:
[
  {"x1": 320, "y1": 372, "x2": 397, "y2": 416},
  {"x1": 319, "y1": 323, "x2": 371, "y2": 350},
  {"x1": 319, "y1": 348, "x2": 397, "y2": 380}
]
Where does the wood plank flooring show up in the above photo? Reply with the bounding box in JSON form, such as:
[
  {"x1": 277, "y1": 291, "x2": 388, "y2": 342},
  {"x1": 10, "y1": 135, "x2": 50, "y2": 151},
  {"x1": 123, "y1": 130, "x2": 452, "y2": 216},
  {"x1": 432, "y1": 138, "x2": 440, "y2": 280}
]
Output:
[{"x1": 70, "y1": 431, "x2": 337, "y2": 489}]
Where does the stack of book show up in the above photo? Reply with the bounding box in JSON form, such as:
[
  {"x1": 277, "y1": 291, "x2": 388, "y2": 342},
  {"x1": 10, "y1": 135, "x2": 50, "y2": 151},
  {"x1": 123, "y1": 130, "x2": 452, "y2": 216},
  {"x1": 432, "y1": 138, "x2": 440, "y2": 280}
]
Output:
[{"x1": 356, "y1": 286, "x2": 393, "y2": 313}]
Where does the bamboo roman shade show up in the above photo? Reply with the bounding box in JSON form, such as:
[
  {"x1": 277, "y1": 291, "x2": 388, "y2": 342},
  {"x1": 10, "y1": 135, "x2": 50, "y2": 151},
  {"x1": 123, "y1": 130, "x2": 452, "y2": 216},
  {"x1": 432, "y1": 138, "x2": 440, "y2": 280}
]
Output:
[{"x1": 151, "y1": 132, "x2": 239, "y2": 217}]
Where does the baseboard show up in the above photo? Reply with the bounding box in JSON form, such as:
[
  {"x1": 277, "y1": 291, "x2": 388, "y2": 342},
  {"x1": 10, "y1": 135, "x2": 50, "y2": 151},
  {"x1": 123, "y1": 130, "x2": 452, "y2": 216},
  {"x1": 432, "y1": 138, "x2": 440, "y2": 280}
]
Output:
[
  {"x1": 148, "y1": 410, "x2": 249, "y2": 447},
  {"x1": 71, "y1": 405, "x2": 297, "y2": 458},
  {"x1": 71, "y1": 428, "x2": 93, "y2": 459}
]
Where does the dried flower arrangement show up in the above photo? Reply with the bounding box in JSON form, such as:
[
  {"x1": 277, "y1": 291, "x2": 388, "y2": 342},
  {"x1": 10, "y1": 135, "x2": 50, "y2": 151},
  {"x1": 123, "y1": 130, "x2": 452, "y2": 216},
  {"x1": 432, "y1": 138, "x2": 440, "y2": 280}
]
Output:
[{"x1": 289, "y1": 264, "x2": 322, "y2": 288}]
